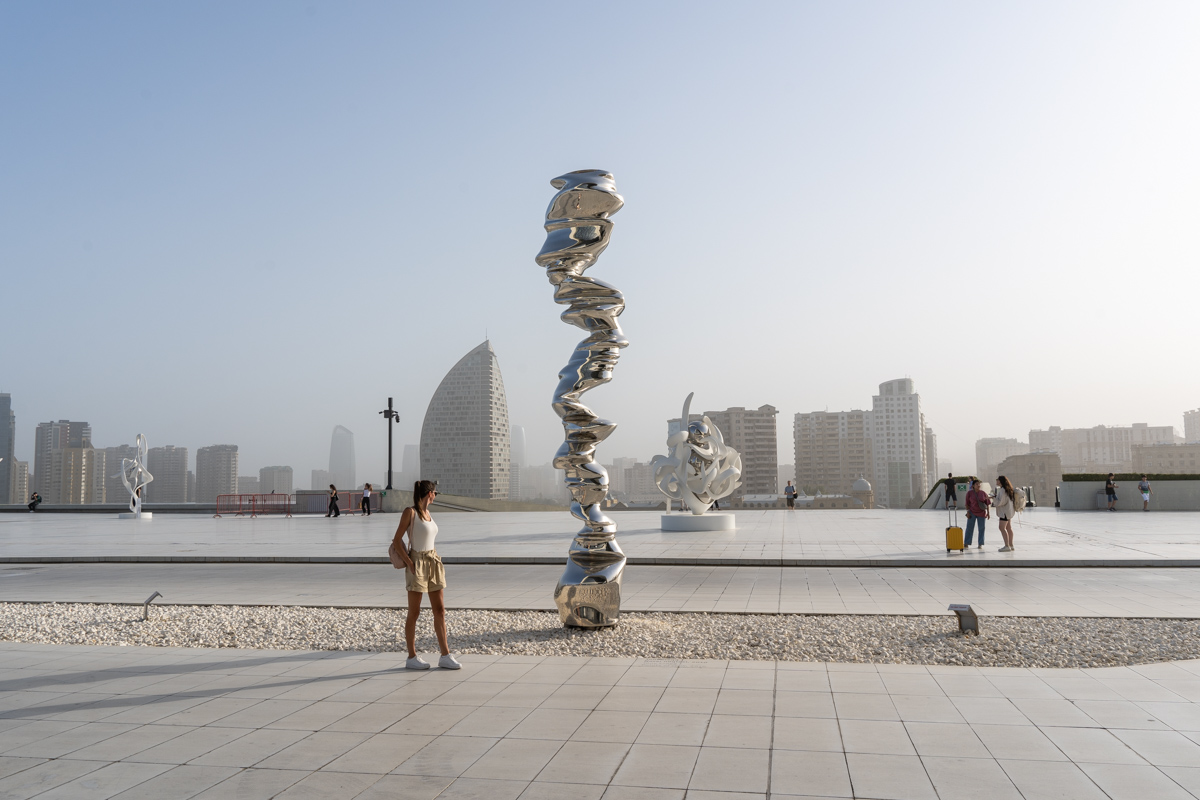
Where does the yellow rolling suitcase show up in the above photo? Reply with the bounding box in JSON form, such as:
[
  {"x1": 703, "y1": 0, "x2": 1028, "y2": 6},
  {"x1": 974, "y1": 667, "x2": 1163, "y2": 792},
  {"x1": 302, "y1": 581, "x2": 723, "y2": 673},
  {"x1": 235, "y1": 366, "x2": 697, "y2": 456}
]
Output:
[{"x1": 946, "y1": 506, "x2": 964, "y2": 553}]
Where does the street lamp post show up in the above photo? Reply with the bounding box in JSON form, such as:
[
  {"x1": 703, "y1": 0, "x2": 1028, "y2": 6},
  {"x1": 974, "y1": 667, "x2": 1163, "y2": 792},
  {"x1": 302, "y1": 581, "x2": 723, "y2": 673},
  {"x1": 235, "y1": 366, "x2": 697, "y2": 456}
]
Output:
[{"x1": 379, "y1": 397, "x2": 400, "y2": 490}]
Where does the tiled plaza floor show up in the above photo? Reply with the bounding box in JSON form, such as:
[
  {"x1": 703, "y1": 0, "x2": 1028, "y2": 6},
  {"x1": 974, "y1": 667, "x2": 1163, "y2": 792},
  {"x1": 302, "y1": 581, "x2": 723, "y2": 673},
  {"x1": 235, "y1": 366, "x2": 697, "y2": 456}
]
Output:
[
  {"x1": 5, "y1": 643, "x2": 1200, "y2": 798},
  {"x1": 6, "y1": 562, "x2": 1200, "y2": 617},
  {"x1": 3, "y1": 508, "x2": 1200, "y2": 566}
]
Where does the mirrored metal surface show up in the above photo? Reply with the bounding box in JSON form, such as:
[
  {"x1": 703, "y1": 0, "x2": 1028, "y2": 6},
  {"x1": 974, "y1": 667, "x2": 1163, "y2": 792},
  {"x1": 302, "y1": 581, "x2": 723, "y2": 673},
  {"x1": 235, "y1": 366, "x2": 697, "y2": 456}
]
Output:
[
  {"x1": 651, "y1": 393, "x2": 742, "y2": 515},
  {"x1": 120, "y1": 434, "x2": 154, "y2": 518},
  {"x1": 537, "y1": 169, "x2": 628, "y2": 628}
]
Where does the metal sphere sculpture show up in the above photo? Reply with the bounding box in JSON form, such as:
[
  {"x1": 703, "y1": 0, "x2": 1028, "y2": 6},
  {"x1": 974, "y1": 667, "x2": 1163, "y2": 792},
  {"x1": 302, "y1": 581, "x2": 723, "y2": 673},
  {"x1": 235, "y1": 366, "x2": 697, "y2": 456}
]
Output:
[{"x1": 535, "y1": 169, "x2": 627, "y2": 628}]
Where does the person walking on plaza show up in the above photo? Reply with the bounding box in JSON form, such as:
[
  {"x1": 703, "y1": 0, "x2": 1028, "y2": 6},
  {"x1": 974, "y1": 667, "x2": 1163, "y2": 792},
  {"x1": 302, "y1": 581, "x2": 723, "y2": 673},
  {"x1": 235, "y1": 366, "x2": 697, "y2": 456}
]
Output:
[
  {"x1": 945, "y1": 473, "x2": 958, "y2": 510},
  {"x1": 964, "y1": 479, "x2": 990, "y2": 549},
  {"x1": 27, "y1": 492, "x2": 41, "y2": 512},
  {"x1": 391, "y1": 480, "x2": 460, "y2": 670},
  {"x1": 993, "y1": 475, "x2": 1020, "y2": 551},
  {"x1": 361, "y1": 483, "x2": 372, "y2": 516},
  {"x1": 784, "y1": 481, "x2": 797, "y2": 510},
  {"x1": 1105, "y1": 473, "x2": 1119, "y2": 512},
  {"x1": 326, "y1": 484, "x2": 340, "y2": 517},
  {"x1": 1139, "y1": 475, "x2": 1153, "y2": 511}
]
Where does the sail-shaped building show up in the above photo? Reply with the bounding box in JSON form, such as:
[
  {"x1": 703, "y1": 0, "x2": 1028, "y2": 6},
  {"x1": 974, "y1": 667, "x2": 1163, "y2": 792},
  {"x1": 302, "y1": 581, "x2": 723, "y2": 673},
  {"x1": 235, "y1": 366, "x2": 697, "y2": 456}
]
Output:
[{"x1": 420, "y1": 341, "x2": 511, "y2": 499}]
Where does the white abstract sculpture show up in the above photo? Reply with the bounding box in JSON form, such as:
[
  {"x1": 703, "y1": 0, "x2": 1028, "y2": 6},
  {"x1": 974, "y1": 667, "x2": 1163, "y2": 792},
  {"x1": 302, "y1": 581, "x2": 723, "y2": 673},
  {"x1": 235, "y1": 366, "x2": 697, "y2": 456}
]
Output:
[
  {"x1": 651, "y1": 393, "x2": 741, "y2": 528},
  {"x1": 119, "y1": 434, "x2": 154, "y2": 519}
]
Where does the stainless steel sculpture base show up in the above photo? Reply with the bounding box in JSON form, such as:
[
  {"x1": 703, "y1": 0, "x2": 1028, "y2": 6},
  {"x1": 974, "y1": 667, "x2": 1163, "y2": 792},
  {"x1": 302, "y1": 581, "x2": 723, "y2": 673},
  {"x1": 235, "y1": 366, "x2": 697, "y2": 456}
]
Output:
[
  {"x1": 536, "y1": 169, "x2": 629, "y2": 628},
  {"x1": 554, "y1": 539, "x2": 624, "y2": 627}
]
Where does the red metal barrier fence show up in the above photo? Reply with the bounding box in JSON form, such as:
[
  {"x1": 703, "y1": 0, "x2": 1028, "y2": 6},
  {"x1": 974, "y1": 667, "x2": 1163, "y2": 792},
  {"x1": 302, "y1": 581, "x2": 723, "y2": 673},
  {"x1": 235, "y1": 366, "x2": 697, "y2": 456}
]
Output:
[{"x1": 214, "y1": 494, "x2": 294, "y2": 518}]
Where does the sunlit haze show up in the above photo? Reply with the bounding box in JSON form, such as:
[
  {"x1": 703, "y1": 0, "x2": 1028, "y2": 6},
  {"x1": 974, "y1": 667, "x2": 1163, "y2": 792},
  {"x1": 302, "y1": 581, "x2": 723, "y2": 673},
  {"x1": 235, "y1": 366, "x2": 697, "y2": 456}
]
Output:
[{"x1": 3, "y1": 1, "x2": 1198, "y2": 482}]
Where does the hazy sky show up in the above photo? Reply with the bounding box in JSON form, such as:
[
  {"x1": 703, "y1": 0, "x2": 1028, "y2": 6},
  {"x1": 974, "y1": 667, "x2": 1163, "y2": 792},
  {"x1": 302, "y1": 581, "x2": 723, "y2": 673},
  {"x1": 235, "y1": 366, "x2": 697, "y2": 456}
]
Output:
[{"x1": 3, "y1": 1, "x2": 1198, "y2": 485}]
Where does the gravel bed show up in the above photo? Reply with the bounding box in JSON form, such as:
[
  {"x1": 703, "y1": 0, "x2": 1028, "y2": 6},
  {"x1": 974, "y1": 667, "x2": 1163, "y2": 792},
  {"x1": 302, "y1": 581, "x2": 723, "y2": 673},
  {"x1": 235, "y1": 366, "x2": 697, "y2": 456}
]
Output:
[{"x1": 3, "y1": 603, "x2": 1198, "y2": 668}]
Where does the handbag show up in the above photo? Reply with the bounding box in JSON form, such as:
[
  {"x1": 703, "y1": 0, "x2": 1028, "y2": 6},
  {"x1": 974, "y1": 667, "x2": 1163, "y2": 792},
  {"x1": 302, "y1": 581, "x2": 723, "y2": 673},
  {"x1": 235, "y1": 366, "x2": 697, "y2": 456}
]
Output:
[{"x1": 388, "y1": 543, "x2": 406, "y2": 570}]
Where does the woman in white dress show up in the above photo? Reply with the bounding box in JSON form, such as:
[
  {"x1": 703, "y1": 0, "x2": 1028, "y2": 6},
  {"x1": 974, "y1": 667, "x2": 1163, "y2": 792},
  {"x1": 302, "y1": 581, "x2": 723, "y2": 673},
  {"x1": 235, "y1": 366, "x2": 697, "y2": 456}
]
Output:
[{"x1": 390, "y1": 480, "x2": 460, "y2": 670}]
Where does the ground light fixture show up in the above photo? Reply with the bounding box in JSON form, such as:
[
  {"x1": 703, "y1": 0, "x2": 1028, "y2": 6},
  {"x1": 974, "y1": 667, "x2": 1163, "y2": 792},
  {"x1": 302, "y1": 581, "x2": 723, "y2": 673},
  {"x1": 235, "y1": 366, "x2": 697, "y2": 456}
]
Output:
[
  {"x1": 143, "y1": 591, "x2": 163, "y2": 621},
  {"x1": 948, "y1": 603, "x2": 979, "y2": 635}
]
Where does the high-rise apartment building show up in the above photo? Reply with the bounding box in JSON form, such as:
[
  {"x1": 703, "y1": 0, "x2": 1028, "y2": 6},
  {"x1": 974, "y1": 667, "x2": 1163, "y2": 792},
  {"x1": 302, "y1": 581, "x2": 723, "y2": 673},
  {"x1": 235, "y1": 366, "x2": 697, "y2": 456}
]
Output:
[
  {"x1": 47, "y1": 446, "x2": 105, "y2": 504},
  {"x1": 311, "y1": 469, "x2": 332, "y2": 490},
  {"x1": 1185, "y1": 409, "x2": 1200, "y2": 444},
  {"x1": 509, "y1": 425, "x2": 526, "y2": 502},
  {"x1": 101, "y1": 445, "x2": 137, "y2": 505},
  {"x1": 670, "y1": 405, "x2": 778, "y2": 497},
  {"x1": 146, "y1": 445, "x2": 189, "y2": 503},
  {"x1": 196, "y1": 445, "x2": 238, "y2": 502},
  {"x1": 1029, "y1": 424, "x2": 1179, "y2": 473},
  {"x1": 924, "y1": 427, "x2": 938, "y2": 492},
  {"x1": 186, "y1": 470, "x2": 195, "y2": 502},
  {"x1": 0, "y1": 394, "x2": 14, "y2": 504},
  {"x1": 976, "y1": 438, "x2": 1029, "y2": 481},
  {"x1": 33, "y1": 420, "x2": 91, "y2": 494},
  {"x1": 870, "y1": 379, "x2": 929, "y2": 508},
  {"x1": 604, "y1": 456, "x2": 638, "y2": 500},
  {"x1": 793, "y1": 410, "x2": 872, "y2": 495},
  {"x1": 238, "y1": 476, "x2": 260, "y2": 494},
  {"x1": 11, "y1": 461, "x2": 28, "y2": 503},
  {"x1": 259, "y1": 466, "x2": 293, "y2": 494},
  {"x1": 328, "y1": 426, "x2": 356, "y2": 491},
  {"x1": 1132, "y1": 443, "x2": 1200, "y2": 475},
  {"x1": 420, "y1": 341, "x2": 511, "y2": 499},
  {"x1": 996, "y1": 452, "x2": 1062, "y2": 508}
]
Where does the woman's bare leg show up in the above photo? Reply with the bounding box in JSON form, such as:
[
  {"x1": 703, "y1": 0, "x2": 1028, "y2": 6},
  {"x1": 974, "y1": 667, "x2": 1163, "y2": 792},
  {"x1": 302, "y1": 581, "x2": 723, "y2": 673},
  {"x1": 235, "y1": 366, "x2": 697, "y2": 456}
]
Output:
[
  {"x1": 429, "y1": 590, "x2": 450, "y2": 656},
  {"x1": 1001, "y1": 520, "x2": 1013, "y2": 547},
  {"x1": 405, "y1": 590, "x2": 423, "y2": 658}
]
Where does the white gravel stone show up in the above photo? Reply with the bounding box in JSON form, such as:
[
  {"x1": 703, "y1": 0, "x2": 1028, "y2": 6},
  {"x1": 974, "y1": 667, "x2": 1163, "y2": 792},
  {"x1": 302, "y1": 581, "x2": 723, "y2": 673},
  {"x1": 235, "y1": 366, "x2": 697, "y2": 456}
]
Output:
[{"x1": 3, "y1": 602, "x2": 1197, "y2": 668}]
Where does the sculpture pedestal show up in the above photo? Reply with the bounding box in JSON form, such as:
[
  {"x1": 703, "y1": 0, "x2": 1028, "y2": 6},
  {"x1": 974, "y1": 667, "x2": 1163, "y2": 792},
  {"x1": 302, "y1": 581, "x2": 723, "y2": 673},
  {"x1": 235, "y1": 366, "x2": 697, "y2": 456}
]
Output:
[
  {"x1": 118, "y1": 512, "x2": 153, "y2": 520},
  {"x1": 661, "y1": 513, "x2": 735, "y2": 532}
]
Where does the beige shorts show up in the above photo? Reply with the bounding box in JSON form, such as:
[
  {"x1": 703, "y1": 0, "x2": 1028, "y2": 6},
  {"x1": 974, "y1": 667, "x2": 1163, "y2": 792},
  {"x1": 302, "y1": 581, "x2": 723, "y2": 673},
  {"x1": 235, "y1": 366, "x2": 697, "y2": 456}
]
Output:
[{"x1": 405, "y1": 549, "x2": 446, "y2": 593}]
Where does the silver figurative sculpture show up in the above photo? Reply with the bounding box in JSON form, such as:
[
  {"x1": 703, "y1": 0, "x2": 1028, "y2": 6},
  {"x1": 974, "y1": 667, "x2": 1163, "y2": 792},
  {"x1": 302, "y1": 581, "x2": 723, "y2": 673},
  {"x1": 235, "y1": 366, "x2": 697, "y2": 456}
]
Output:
[
  {"x1": 652, "y1": 392, "x2": 742, "y2": 515},
  {"x1": 120, "y1": 434, "x2": 154, "y2": 518},
  {"x1": 536, "y1": 169, "x2": 627, "y2": 628}
]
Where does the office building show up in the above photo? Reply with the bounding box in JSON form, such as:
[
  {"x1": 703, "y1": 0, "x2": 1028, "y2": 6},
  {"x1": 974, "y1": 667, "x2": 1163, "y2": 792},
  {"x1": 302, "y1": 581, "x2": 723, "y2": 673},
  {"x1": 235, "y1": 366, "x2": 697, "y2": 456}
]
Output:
[
  {"x1": 937, "y1": 459, "x2": 953, "y2": 477},
  {"x1": 870, "y1": 379, "x2": 930, "y2": 508},
  {"x1": 1185, "y1": 409, "x2": 1200, "y2": 443},
  {"x1": 259, "y1": 466, "x2": 293, "y2": 494},
  {"x1": 238, "y1": 476, "x2": 260, "y2": 494},
  {"x1": 101, "y1": 445, "x2": 137, "y2": 505},
  {"x1": 976, "y1": 438, "x2": 1029, "y2": 481},
  {"x1": 420, "y1": 340, "x2": 511, "y2": 499},
  {"x1": 0, "y1": 394, "x2": 13, "y2": 504},
  {"x1": 1030, "y1": 424, "x2": 1179, "y2": 473},
  {"x1": 670, "y1": 405, "x2": 778, "y2": 498},
  {"x1": 33, "y1": 420, "x2": 91, "y2": 494},
  {"x1": 794, "y1": 410, "x2": 872, "y2": 495},
  {"x1": 1133, "y1": 443, "x2": 1200, "y2": 475},
  {"x1": 196, "y1": 445, "x2": 238, "y2": 502},
  {"x1": 145, "y1": 445, "x2": 188, "y2": 503},
  {"x1": 996, "y1": 452, "x2": 1062, "y2": 508},
  {"x1": 328, "y1": 426, "x2": 356, "y2": 492},
  {"x1": 509, "y1": 425, "x2": 526, "y2": 502}
]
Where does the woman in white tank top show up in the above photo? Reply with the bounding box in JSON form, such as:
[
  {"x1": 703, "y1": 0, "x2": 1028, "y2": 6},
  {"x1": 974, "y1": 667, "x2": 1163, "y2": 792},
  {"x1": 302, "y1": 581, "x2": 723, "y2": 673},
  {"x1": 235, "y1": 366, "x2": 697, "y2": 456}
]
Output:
[{"x1": 390, "y1": 480, "x2": 459, "y2": 670}]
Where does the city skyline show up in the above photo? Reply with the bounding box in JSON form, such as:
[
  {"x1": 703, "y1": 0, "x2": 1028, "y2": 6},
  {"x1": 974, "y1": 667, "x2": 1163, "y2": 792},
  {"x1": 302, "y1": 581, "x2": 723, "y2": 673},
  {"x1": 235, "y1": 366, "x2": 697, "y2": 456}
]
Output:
[{"x1": 2, "y1": 3, "x2": 1198, "y2": 486}]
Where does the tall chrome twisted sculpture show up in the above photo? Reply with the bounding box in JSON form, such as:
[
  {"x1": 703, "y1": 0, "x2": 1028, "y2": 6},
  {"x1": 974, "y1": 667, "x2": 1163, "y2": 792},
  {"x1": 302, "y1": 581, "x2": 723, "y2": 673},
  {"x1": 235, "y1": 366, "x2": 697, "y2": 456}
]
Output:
[
  {"x1": 652, "y1": 393, "x2": 742, "y2": 515},
  {"x1": 120, "y1": 434, "x2": 154, "y2": 519},
  {"x1": 536, "y1": 169, "x2": 627, "y2": 628}
]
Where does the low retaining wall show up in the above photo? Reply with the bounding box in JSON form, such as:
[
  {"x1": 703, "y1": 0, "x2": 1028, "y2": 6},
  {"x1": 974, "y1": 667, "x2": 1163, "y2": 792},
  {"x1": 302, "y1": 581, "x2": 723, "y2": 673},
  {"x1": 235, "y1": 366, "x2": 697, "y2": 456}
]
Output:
[{"x1": 1058, "y1": 480, "x2": 1200, "y2": 511}]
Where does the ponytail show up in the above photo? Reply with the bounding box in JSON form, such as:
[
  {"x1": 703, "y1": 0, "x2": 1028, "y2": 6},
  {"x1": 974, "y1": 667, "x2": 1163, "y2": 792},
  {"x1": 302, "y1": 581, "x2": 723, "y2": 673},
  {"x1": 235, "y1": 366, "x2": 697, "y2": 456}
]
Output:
[{"x1": 412, "y1": 479, "x2": 436, "y2": 510}]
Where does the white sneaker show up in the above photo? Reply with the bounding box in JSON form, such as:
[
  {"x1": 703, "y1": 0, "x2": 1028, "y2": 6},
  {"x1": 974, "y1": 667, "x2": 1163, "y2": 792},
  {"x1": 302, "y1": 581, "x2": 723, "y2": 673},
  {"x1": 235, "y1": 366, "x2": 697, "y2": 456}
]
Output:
[
  {"x1": 405, "y1": 656, "x2": 430, "y2": 670},
  {"x1": 438, "y1": 654, "x2": 462, "y2": 670}
]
